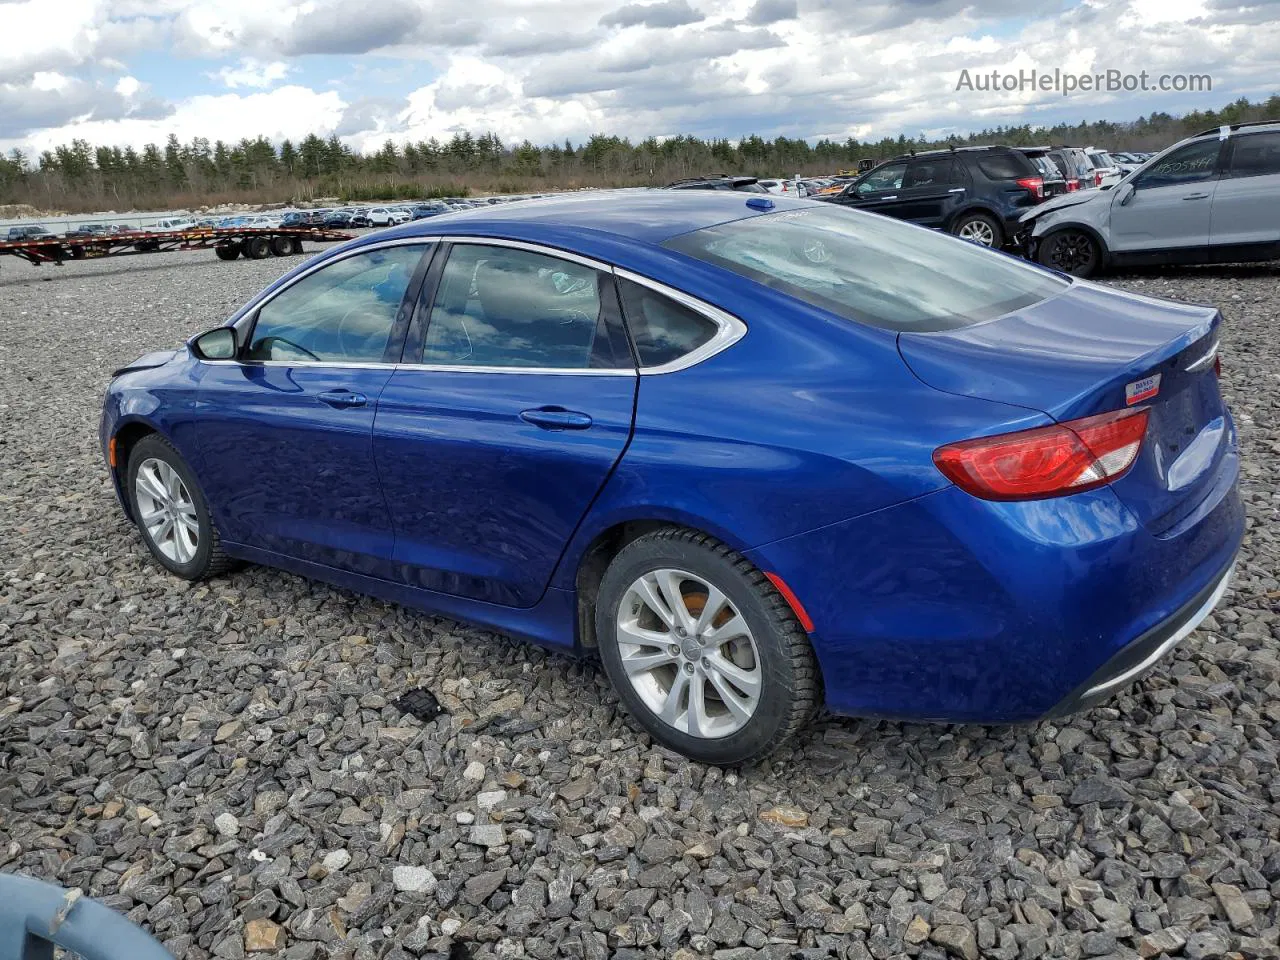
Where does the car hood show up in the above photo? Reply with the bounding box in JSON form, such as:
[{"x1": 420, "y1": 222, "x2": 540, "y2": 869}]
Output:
[
  {"x1": 111, "y1": 348, "x2": 181, "y2": 378},
  {"x1": 1019, "y1": 189, "x2": 1104, "y2": 221}
]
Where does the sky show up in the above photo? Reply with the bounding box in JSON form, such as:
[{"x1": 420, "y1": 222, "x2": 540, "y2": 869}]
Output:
[{"x1": 1, "y1": 0, "x2": 1277, "y2": 158}]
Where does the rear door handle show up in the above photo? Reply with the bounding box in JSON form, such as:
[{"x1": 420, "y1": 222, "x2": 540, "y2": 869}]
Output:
[
  {"x1": 318, "y1": 389, "x2": 368, "y2": 408},
  {"x1": 520, "y1": 407, "x2": 593, "y2": 430},
  {"x1": 880, "y1": 195, "x2": 897, "y2": 200},
  {"x1": 948, "y1": 187, "x2": 966, "y2": 193},
  {"x1": 1182, "y1": 193, "x2": 1210, "y2": 200}
]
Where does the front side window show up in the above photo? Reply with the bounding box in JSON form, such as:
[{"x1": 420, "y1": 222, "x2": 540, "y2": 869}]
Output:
[
  {"x1": 617, "y1": 278, "x2": 720, "y2": 368},
  {"x1": 856, "y1": 162, "x2": 907, "y2": 195},
  {"x1": 246, "y1": 245, "x2": 427, "y2": 363},
  {"x1": 1228, "y1": 133, "x2": 1280, "y2": 178},
  {"x1": 1137, "y1": 140, "x2": 1222, "y2": 188},
  {"x1": 665, "y1": 205, "x2": 1068, "y2": 333},
  {"x1": 422, "y1": 244, "x2": 628, "y2": 369}
]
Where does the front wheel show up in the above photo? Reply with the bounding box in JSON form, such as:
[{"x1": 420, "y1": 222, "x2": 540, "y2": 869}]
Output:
[
  {"x1": 596, "y1": 528, "x2": 820, "y2": 765},
  {"x1": 126, "y1": 435, "x2": 231, "y2": 580},
  {"x1": 951, "y1": 212, "x2": 1003, "y2": 247},
  {"x1": 1037, "y1": 229, "x2": 1101, "y2": 277}
]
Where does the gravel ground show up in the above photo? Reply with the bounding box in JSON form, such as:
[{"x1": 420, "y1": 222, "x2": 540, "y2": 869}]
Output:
[{"x1": 1, "y1": 248, "x2": 1278, "y2": 960}]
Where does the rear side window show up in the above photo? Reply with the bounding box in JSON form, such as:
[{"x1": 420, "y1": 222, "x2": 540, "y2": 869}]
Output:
[
  {"x1": 422, "y1": 244, "x2": 629, "y2": 369},
  {"x1": 1229, "y1": 133, "x2": 1280, "y2": 178},
  {"x1": 617, "y1": 278, "x2": 719, "y2": 368},
  {"x1": 664, "y1": 206, "x2": 1067, "y2": 333},
  {"x1": 904, "y1": 158, "x2": 959, "y2": 188},
  {"x1": 975, "y1": 152, "x2": 1033, "y2": 180}
]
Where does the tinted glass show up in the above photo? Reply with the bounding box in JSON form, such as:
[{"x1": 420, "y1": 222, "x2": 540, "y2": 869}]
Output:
[
  {"x1": 247, "y1": 245, "x2": 426, "y2": 362},
  {"x1": 1229, "y1": 133, "x2": 1280, "y2": 178},
  {"x1": 856, "y1": 162, "x2": 907, "y2": 194},
  {"x1": 975, "y1": 152, "x2": 1033, "y2": 180},
  {"x1": 904, "y1": 158, "x2": 958, "y2": 188},
  {"x1": 423, "y1": 244, "x2": 624, "y2": 369},
  {"x1": 1138, "y1": 140, "x2": 1221, "y2": 187},
  {"x1": 617, "y1": 278, "x2": 719, "y2": 367},
  {"x1": 664, "y1": 206, "x2": 1068, "y2": 333}
]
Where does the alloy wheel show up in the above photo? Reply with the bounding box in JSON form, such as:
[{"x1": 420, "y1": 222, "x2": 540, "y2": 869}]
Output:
[
  {"x1": 1046, "y1": 231, "x2": 1097, "y2": 275},
  {"x1": 615, "y1": 568, "x2": 762, "y2": 739},
  {"x1": 956, "y1": 220, "x2": 997, "y2": 246},
  {"x1": 134, "y1": 458, "x2": 200, "y2": 564}
]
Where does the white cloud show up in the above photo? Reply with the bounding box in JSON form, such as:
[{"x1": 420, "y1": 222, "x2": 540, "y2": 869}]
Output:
[
  {"x1": 213, "y1": 58, "x2": 291, "y2": 89},
  {"x1": 114, "y1": 75, "x2": 141, "y2": 97}
]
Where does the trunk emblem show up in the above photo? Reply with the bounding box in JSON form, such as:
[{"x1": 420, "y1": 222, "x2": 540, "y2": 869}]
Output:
[{"x1": 1125, "y1": 373, "x2": 1162, "y2": 406}]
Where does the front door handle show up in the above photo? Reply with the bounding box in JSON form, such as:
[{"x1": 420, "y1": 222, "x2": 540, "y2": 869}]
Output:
[
  {"x1": 879, "y1": 195, "x2": 898, "y2": 200},
  {"x1": 520, "y1": 407, "x2": 593, "y2": 430},
  {"x1": 948, "y1": 187, "x2": 966, "y2": 193},
  {"x1": 1182, "y1": 193, "x2": 1210, "y2": 200},
  {"x1": 318, "y1": 389, "x2": 368, "y2": 409}
]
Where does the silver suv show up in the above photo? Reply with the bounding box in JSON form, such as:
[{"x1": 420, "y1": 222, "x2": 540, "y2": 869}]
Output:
[{"x1": 1020, "y1": 120, "x2": 1280, "y2": 276}]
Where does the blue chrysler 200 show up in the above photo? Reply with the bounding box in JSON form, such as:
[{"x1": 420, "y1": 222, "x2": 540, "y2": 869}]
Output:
[{"x1": 101, "y1": 191, "x2": 1242, "y2": 764}]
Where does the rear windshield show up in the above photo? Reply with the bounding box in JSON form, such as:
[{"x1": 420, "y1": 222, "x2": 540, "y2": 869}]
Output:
[{"x1": 663, "y1": 205, "x2": 1068, "y2": 332}]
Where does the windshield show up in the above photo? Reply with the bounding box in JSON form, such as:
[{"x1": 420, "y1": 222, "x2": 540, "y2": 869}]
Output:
[{"x1": 663, "y1": 205, "x2": 1068, "y2": 332}]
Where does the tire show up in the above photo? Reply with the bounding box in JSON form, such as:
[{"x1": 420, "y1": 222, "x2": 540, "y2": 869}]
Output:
[
  {"x1": 1037, "y1": 228, "x2": 1101, "y2": 278},
  {"x1": 950, "y1": 212, "x2": 1003, "y2": 248},
  {"x1": 125, "y1": 434, "x2": 232, "y2": 581},
  {"x1": 244, "y1": 236, "x2": 271, "y2": 259},
  {"x1": 269, "y1": 236, "x2": 293, "y2": 257},
  {"x1": 288, "y1": 237, "x2": 304, "y2": 255},
  {"x1": 214, "y1": 242, "x2": 241, "y2": 261},
  {"x1": 595, "y1": 528, "x2": 820, "y2": 765}
]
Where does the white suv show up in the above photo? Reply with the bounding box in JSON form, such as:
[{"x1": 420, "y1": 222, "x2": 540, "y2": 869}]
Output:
[
  {"x1": 364, "y1": 207, "x2": 411, "y2": 227},
  {"x1": 1020, "y1": 121, "x2": 1280, "y2": 276}
]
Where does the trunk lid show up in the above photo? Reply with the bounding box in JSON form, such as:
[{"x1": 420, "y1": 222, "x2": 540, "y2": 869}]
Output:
[{"x1": 899, "y1": 281, "x2": 1227, "y2": 530}]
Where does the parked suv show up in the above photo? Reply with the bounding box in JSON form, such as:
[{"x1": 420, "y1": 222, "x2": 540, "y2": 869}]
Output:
[
  {"x1": 664, "y1": 175, "x2": 770, "y2": 193},
  {"x1": 1044, "y1": 147, "x2": 1096, "y2": 192},
  {"x1": 817, "y1": 146, "x2": 1048, "y2": 248},
  {"x1": 1085, "y1": 149, "x2": 1124, "y2": 188},
  {"x1": 4, "y1": 224, "x2": 53, "y2": 241},
  {"x1": 1017, "y1": 148, "x2": 1069, "y2": 198},
  {"x1": 1021, "y1": 120, "x2": 1280, "y2": 276}
]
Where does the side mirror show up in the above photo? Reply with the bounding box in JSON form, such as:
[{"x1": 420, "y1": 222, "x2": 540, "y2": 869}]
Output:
[
  {"x1": 1118, "y1": 182, "x2": 1136, "y2": 206},
  {"x1": 191, "y1": 327, "x2": 237, "y2": 361}
]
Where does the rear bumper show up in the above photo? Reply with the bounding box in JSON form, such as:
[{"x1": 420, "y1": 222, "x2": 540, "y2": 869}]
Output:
[{"x1": 1044, "y1": 554, "x2": 1234, "y2": 718}]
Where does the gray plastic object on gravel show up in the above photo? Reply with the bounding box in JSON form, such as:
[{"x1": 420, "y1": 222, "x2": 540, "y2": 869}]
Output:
[{"x1": 0, "y1": 873, "x2": 173, "y2": 960}]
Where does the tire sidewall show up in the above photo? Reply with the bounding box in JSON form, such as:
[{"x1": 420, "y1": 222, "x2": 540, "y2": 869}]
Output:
[
  {"x1": 1039, "y1": 229, "x2": 1099, "y2": 277},
  {"x1": 952, "y1": 212, "x2": 1003, "y2": 247},
  {"x1": 596, "y1": 536, "x2": 802, "y2": 765},
  {"x1": 125, "y1": 437, "x2": 217, "y2": 579}
]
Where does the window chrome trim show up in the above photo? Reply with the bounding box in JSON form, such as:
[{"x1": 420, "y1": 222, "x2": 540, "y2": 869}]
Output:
[
  {"x1": 614, "y1": 268, "x2": 748, "y2": 375},
  {"x1": 434, "y1": 235, "x2": 613, "y2": 272}
]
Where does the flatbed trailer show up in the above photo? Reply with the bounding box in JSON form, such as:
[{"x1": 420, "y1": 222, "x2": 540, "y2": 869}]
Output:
[{"x1": 0, "y1": 225, "x2": 355, "y2": 268}]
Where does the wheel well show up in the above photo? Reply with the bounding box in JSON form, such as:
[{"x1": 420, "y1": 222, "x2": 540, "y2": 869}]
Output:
[
  {"x1": 574, "y1": 520, "x2": 678, "y2": 648},
  {"x1": 112, "y1": 422, "x2": 156, "y2": 477},
  {"x1": 1037, "y1": 222, "x2": 1110, "y2": 261}
]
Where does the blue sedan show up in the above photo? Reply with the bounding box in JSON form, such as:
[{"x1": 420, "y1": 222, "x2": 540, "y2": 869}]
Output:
[{"x1": 100, "y1": 191, "x2": 1242, "y2": 764}]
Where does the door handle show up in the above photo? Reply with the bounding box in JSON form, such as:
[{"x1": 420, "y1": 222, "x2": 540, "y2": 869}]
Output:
[
  {"x1": 880, "y1": 195, "x2": 897, "y2": 200},
  {"x1": 520, "y1": 407, "x2": 593, "y2": 430},
  {"x1": 1182, "y1": 193, "x2": 1210, "y2": 200},
  {"x1": 318, "y1": 389, "x2": 368, "y2": 408},
  {"x1": 948, "y1": 187, "x2": 966, "y2": 193}
]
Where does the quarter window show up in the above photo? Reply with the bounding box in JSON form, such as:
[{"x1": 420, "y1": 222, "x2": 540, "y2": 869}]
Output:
[
  {"x1": 422, "y1": 244, "x2": 628, "y2": 369},
  {"x1": 617, "y1": 278, "x2": 721, "y2": 368},
  {"x1": 1228, "y1": 133, "x2": 1280, "y2": 178},
  {"x1": 246, "y1": 245, "x2": 427, "y2": 363},
  {"x1": 1137, "y1": 141, "x2": 1221, "y2": 188}
]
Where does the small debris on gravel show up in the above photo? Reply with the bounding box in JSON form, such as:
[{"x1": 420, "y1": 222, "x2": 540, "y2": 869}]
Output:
[
  {"x1": 1, "y1": 251, "x2": 1279, "y2": 960},
  {"x1": 392, "y1": 686, "x2": 444, "y2": 723}
]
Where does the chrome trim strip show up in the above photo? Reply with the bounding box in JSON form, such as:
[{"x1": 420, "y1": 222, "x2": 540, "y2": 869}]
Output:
[
  {"x1": 1184, "y1": 337, "x2": 1220, "y2": 373},
  {"x1": 1083, "y1": 563, "x2": 1233, "y2": 699},
  {"x1": 395, "y1": 363, "x2": 634, "y2": 377},
  {"x1": 614, "y1": 268, "x2": 748, "y2": 375},
  {"x1": 433, "y1": 235, "x2": 613, "y2": 272}
]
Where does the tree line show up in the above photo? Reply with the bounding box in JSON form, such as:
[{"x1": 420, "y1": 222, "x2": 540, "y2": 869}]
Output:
[{"x1": 2, "y1": 94, "x2": 1277, "y2": 214}]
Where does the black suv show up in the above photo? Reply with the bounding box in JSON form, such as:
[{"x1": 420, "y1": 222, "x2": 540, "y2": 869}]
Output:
[
  {"x1": 664, "y1": 175, "x2": 769, "y2": 194},
  {"x1": 817, "y1": 146, "x2": 1048, "y2": 247}
]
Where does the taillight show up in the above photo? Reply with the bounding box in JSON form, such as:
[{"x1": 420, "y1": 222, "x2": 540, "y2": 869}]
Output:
[
  {"x1": 1066, "y1": 179, "x2": 1079, "y2": 192},
  {"x1": 1214, "y1": 354, "x2": 1222, "y2": 377},
  {"x1": 933, "y1": 408, "x2": 1149, "y2": 501},
  {"x1": 1095, "y1": 171, "x2": 1104, "y2": 187},
  {"x1": 1016, "y1": 176, "x2": 1044, "y2": 199}
]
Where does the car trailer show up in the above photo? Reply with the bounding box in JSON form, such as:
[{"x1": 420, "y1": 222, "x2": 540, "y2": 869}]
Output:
[{"x1": 0, "y1": 225, "x2": 355, "y2": 269}]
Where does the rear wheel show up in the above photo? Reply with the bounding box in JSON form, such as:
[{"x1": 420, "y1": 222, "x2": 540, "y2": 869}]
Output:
[
  {"x1": 289, "y1": 237, "x2": 304, "y2": 255},
  {"x1": 596, "y1": 528, "x2": 820, "y2": 765},
  {"x1": 269, "y1": 236, "x2": 293, "y2": 257},
  {"x1": 951, "y1": 212, "x2": 1003, "y2": 248},
  {"x1": 1038, "y1": 228, "x2": 1101, "y2": 277},
  {"x1": 244, "y1": 236, "x2": 271, "y2": 259},
  {"x1": 214, "y1": 241, "x2": 241, "y2": 261},
  {"x1": 126, "y1": 435, "x2": 231, "y2": 580}
]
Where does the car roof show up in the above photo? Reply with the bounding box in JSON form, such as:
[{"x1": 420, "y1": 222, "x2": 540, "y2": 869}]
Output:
[{"x1": 368, "y1": 189, "x2": 798, "y2": 247}]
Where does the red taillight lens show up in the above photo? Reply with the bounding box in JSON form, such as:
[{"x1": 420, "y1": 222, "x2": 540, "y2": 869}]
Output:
[
  {"x1": 1214, "y1": 354, "x2": 1222, "y2": 377},
  {"x1": 1016, "y1": 176, "x2": 1044, "y2": 199},
  {"x1": 933, "y1": 408, "x2": 1149, "y2": 501},
  {"x1": 1095, "y1": 171, "x2": 1104, "y2": 187},
  {"x1": 1066, "y1": 179, "x2": 1079, "y2": 192}
]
